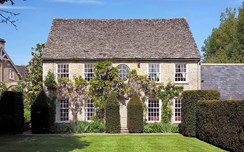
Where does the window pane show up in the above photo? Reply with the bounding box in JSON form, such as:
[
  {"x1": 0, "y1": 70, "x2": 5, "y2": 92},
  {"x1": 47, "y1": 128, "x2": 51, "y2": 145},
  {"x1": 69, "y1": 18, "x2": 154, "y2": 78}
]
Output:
[
  {"x1": 58, "y1": 99, "x2": 69, "y2": 122},
  {"x1": 148, "y1": 64, "x2": 160, "y2": 82},
  {"x1": 84, "y1": 64, "x2": 94, "y2": 81},
  {"x1": 174, "y1": 98, "x2": 182, "y2": 122},
  {"x1": 148, "y1": 99, "x2": 160, "y2": 121},
  {"x1": 117, "y1": 64, "x2": 130, "y2": 81},
  {"x1": 85, "y1": 100, "x2": 95, "y2": 121},
  {"x1": 57, "y1": 64, "x2": 69, "y2": 78},
  {"x1": 175, "y1": 64, "x2": 186, "y2": 82}
]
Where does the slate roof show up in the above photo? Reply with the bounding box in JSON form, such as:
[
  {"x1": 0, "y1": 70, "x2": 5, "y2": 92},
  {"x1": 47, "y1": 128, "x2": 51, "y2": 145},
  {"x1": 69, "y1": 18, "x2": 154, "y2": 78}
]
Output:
[
  {"x1": 16, "y1": 65, "x2": 26, "y2": 79},
  {"x1": 201, "y1": 64, "x2": 244, "y2": 100},
  {"x1": 43, "y1": 18, "x2": 200, "y2": 61}
]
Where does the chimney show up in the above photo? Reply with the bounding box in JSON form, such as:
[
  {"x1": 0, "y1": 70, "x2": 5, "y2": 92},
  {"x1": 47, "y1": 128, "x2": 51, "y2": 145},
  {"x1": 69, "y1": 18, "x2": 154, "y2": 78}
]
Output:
[{"x1": 0, "y1": 38, "x2": 6, "y2": 48}]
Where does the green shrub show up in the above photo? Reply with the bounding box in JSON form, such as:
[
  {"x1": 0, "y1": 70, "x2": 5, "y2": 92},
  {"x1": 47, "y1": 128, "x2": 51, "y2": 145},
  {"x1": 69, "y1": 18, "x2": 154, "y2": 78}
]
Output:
[
  {"x1": 44, "y1": 71, "x2": 58, "y2": 90},
  {"x1": 54, "y1": 123, "x2": 70, "y2": 133},
  {"x1": 24, "y1": 109, "x2": 31, "y2": 122},
  {"x1": 0, "y1": 91, "x2": 24, "y2": 134},
  {"x1": 70, "y1": 121, "x2": 105, "y2": 133},
  {"x1": 197, "y1": 100, "x2": 244, "y2": 152},
  {"x1": 127, "y1": 93, "x2": 143, "y2": 133},
  {"x1": 31, "y1": 90, "x2": 50, "y2": 134},
  {"x1": 144, "y1": 123, "x2": 179, "y2": 133},
  {"x1": 180, "y1": 90, "x2": 220, "y2": 137},
  {"x1": 105, "y1": 92, "x2": 120, "y2": 133},
  {"x1": 70, "y1": 121, "x2": 89, "y2": 133}
]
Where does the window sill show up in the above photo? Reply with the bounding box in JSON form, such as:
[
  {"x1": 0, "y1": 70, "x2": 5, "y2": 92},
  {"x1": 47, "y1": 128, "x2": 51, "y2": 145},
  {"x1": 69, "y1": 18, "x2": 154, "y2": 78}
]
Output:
[
  {"x1": 55, "y1": 121, "x2": 70, "y2": 123},
  {"x1": 174, "y1": 81, "x2": 188, "y2": 84},
  {"x1": 173, "y1": 121, "x2": 181, "y2": 124},
  {"x1": 147, "y1": 121, "x2": 161, "y2": 123}
]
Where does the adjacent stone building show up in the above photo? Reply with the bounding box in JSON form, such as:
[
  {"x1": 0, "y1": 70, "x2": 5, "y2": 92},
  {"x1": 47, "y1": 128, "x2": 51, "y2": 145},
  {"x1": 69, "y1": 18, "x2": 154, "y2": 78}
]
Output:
[
  {"x1": 0, "y1": 38, "x2": 23, "y2": 89},
  {"x1": 201, "y1": 63, "x2": 244, "y2": 100},
  {"x1": 43, "y1": 18, "x2": 201, "y2": 127}
]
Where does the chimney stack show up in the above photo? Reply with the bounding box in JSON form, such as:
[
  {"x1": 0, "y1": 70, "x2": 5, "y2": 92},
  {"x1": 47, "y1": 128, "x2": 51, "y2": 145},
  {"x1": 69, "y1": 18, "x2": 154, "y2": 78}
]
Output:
[{"x1": 0, "y1": 38, "x2": 6, "y2": 48}]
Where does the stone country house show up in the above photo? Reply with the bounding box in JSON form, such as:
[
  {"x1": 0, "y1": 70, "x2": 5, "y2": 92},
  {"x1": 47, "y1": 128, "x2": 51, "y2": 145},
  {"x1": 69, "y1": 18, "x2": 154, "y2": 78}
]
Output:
[
  {"x1": 43, "y1": 18, "x2": 201, "y2": 128},
  {"x1": 0, "y1": 38, "x2": 23, "y2": 90}
]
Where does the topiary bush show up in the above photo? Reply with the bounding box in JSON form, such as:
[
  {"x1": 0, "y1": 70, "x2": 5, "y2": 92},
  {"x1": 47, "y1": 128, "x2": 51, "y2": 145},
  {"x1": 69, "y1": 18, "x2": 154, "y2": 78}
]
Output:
[
  {"x1": 105, "y1": 92, "x2": 120, "y2": 133},
  {"x1": 197, "y1": 100, "x2": 244, "y2": 152},
  {"x1": 44, "y1": 71, "x2": 57, "y2": 132},
  {"x1": 0, "y1": 91, "x2": 24, "y2": 134},
  {"x1": 180, "y1": 90, "x2": 220, "y2": 137},
  {"x1": 127, "y1": 93, "x2": 143, "y2": 133},
  {"x1": 31, "y1": 90, "x2": 50, "y2": 134}
]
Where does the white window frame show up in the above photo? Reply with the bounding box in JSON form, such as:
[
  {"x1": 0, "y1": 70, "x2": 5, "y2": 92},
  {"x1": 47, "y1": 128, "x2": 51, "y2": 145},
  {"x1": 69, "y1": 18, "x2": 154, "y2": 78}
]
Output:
[
  {"x1": 8, "y1": 69, "x2": 14, "y2": 80},
  {"x1": 146, "y1": 99, "x2": 161, "y2": 123},
  {"x1": 174, "y1": 63, "x2": 187, "y2": 83},
  {"x1": 84, "y1": 100, "x2": 95, "y2": 122},
  {"x1": 83, "y1": 63, "x2": 95, "y2": 81},
  {"x1": 147, "y1": 63, "x2": 161, "y2": 83},
  {"x1": 56, "y1": 99, "x2": 70, "y2": 123},
  {"x1": 56, "y1": 63, "x2": 70, "y2": 79},
  {"x1": 117, "y1": 64, "x2": 130, "y2": 81},
  {"x1": 173, "y1": 98, "x2": 182, "y2": 123}
]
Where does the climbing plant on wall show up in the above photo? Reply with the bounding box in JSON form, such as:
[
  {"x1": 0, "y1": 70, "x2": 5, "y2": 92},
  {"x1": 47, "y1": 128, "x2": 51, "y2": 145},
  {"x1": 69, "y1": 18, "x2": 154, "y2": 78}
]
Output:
[
  {"x1": 156, "y1": 83, "x2": 183, "y2": 124},
  {"x1": 58, "y1": 76, "x2": 89, "y2": 123}
]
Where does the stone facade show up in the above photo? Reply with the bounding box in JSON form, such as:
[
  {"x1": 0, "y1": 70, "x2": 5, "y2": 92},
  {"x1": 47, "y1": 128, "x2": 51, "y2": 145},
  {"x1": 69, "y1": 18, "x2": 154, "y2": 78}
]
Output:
[{"x1": 43, "y1": 60, "x2": 200, "y2": 124}]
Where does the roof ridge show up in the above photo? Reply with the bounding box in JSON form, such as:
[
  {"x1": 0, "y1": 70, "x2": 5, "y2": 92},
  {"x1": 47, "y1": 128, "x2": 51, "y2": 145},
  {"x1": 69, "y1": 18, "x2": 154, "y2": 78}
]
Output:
[{"x1": 52, "y1": 18, "x2": 187, "y2": 21}]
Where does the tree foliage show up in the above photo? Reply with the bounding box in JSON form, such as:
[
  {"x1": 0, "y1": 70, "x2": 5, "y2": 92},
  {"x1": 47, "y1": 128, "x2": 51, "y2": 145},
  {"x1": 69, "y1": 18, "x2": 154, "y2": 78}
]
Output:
[
  {"x1": 25, "y1": 43, "x2": 44, "y2": 109},
  {"x1": 202, "y1": 3, "x2": 244, "y2": 63},
  {"x1": 126, "y1": 70, "x2": 156, "y2": 101},
  {"x1": 89, "y1": 61, "x2": 125, "y2": 117}
]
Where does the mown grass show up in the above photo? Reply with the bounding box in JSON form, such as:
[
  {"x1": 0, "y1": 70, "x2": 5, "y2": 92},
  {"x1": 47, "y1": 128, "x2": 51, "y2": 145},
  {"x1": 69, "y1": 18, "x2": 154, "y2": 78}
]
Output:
[{"x1": 0, "y1": 134, "x2": 226, "y2": 152}]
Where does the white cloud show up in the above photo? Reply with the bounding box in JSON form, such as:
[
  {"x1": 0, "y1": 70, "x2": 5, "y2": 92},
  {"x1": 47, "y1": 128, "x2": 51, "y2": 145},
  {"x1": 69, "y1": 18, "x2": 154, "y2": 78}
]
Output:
[
  {"x1": 0, "y1": 6, "x2": 35, "y2": 10},
  {"x1": 51, "y1": 0, "x2": 104, "y2": 5}
]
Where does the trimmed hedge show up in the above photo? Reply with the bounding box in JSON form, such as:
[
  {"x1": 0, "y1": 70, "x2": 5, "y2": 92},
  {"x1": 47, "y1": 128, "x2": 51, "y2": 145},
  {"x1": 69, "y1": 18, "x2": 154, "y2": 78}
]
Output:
[
  {"x1": 180, "y1": 90, "x2": 220, "y2": 137},
  {"x1": 127, "y1": 93, "x2": 143, "y2": 133},
  {"x1": 31, "y1": 90, "x2": 50, "y2": 134},
  {"x1": 197, "y1": 100, "x2": 244, "y2": 152},
  {"x1": 0, "y1": 91, "x2": 24, "y2": 134},
  {"x1": 105, "y1": 92, "x2": 120, "y2": 133}
]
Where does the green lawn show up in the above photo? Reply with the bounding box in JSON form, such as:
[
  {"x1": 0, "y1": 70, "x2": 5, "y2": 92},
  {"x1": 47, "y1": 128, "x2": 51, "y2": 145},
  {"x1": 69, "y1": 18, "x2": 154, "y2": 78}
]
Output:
[{"x1": 0, "y1": 134, "x2": 226, "y2": 152}]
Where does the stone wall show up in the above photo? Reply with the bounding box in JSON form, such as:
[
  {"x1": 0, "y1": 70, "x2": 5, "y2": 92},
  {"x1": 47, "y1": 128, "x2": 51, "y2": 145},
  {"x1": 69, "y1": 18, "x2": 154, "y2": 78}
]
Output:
[{"x1": 43, "y1": 60, "x2": 200, "y2": 123}]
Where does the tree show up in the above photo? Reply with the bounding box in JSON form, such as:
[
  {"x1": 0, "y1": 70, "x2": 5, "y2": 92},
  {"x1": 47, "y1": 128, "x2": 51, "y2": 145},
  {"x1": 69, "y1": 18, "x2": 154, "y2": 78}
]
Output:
[
  {"x1": 237, "y1": 2, "x2": 244, "y2": 61},
  {"x1": 89, "y1": 61, "x2": 125, "y2": 119},
  {"x1": 0, "y1": 0, "x2": 21, "y2": 28},
  {"x1": 25, "y1": 43, "x2": 44, "y2": 110},
  {"x1": 126, "y1": 70, "x2": 156, "y2": 101},
  {"x1": 202, "y1": 4, "x2": 244, "y2": 63},
  {"x1": 44, "y1": 71, "x2": 58, "y2": 132}
]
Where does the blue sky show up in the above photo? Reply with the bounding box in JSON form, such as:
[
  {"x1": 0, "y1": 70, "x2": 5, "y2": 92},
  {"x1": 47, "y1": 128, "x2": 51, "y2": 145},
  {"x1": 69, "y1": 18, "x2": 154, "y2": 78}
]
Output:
[{"x1": 0, "y1": 0, "x2": 243, "y2": 65}]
